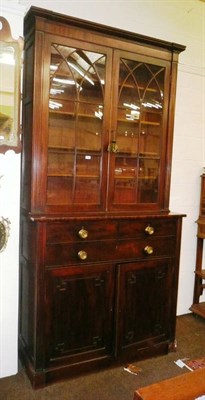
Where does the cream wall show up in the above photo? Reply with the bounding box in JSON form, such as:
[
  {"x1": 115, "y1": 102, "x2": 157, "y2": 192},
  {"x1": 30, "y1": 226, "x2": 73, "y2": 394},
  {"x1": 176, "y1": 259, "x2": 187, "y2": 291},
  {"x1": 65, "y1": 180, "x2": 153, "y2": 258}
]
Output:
[
  {"x1": 0, "y1": 2, "x2": 24, "y2": 379},
  {"x1": 0, "y1": 0, "x2": 204, "y2": 378}
]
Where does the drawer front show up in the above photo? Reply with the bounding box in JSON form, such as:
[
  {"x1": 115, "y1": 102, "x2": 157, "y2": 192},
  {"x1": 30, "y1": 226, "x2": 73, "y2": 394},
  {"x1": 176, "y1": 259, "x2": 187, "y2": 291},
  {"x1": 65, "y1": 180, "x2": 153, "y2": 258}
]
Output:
[
  {"x1": 46, "y1": 220, "x2": 117, "y2": 243},
  {"x1": 46, "y1": 218, "x2": 177, "y2": 245},
  {"x1": 118, "y1": 218, "x2": 177, "y2": 238},
  {"x1": 45, "y1": 240, "x2": 117, "y2": 266},
  {"x1": 116, "y1": 237, "x2": 176, "y2": 260},
  {"x1": 45, "y1": 236, "x2": 176, "y2": 267}
]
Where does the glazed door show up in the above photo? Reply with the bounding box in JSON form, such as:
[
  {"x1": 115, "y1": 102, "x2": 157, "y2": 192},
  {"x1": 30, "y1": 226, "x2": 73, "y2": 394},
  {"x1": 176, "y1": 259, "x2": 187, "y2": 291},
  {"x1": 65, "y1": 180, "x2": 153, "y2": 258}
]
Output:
[
  {"x1": 31, "y1": 36, "x2": 172, "y2": 213},
  {"x1": 41, "y1": 36, "x2": 113, "y2": 213},
  {"x1": 116, "y1": 258, "x2": 174, "y2": 360},
  {"x1": 44, "y1": 264, "x2": 115, "y2": 367},
  {"x1": 108, "y1": 51, "x2": 171, "y2": 212}
]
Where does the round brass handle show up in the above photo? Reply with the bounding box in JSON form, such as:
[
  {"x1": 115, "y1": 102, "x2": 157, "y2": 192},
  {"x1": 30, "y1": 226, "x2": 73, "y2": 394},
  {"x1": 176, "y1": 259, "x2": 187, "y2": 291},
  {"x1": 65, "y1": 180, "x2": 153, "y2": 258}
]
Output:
[
  {"x1": 78, "y1": 228, "x2": 88, "y2": 240},
  {"x1": 145, "y1": 225, "x2": 155, "y2": 235},
  {"x1": 78, "y1": 250, "x2": 88, "y2": 261},
  {"x1": 144, "y1": 245, "x2": 154, "y2": 255}
]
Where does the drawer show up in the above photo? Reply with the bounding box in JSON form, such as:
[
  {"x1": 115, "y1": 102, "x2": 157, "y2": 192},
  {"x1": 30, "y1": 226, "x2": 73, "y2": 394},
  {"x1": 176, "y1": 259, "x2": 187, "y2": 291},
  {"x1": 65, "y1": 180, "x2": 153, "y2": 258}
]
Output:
[
  {"x1": 118, "y1": 218, "x2": 177, "y2": 238},
  {"x1": 45, "y1": 236, "x2": 176, "y2": 267},
  {"x1": 116, "y1": 237, "x2": 176, "y2": 260},
  {"x1": 45, "y1": 240, "x2": 118, "y2": 266},
  {"x1": 46, "y1": 220, "x2": 117, "y2": 243},
  {"x1": 46, "y1": 218, "x2": 177, "y2": 245}
]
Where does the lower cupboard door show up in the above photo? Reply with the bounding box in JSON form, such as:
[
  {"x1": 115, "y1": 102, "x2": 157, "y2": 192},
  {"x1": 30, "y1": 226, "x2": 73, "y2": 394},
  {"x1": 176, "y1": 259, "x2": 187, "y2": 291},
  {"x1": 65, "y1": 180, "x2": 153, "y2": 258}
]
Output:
[
  {"x1": 44, "y1": 264, "x2": 115, "y2": 367},
  {"x1": 116, "y1": 258, "x2": 174, "y2": 360}
]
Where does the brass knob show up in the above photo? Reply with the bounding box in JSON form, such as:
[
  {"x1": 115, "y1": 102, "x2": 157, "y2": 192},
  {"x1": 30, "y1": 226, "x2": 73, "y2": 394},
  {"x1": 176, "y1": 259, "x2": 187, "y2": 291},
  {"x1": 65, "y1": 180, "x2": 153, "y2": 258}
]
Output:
[
  {"x1": 78, "y1": 228, "x2": 88, "y2": 239},
  {"x1": 78, "y1": 250, "x2": 88, "y2": 260},
  {"x1": 144, "y1": 245, "x2": 154, "y2": 255},
  {"x1": 145, "y1": 225, "x2": 155, "y2": 235}
]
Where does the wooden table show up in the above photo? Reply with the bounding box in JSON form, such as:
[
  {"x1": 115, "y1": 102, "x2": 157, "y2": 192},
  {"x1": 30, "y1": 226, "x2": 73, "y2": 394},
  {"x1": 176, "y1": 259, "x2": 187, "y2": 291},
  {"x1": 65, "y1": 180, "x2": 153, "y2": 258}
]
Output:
[{"x1": 133, "y1": 368, "x2": 205, "y2": 400}]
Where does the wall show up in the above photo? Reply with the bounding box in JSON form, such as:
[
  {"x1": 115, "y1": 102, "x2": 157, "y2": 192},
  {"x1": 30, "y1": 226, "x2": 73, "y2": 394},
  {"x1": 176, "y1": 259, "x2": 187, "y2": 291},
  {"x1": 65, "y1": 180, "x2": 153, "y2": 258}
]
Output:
[
  {"x1": 0, "y1": 0, "x2": 204, "y2": 378},
  {"x1": 0, "y1": 2, "x2": 24, "y2": 378}
]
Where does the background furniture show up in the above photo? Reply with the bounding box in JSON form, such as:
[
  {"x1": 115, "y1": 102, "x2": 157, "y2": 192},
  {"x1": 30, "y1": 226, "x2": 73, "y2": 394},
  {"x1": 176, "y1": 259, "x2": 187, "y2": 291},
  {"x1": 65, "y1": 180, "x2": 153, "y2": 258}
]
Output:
[
  {"x1": 133, "y1": 368, "x2": 205, "y2": 400},
  {"x1": 190, "y1": 173, "x2": 205, "y2": 318},
  {"x1": 19, "y1": 6, "x2": 185, "y2": 388}
]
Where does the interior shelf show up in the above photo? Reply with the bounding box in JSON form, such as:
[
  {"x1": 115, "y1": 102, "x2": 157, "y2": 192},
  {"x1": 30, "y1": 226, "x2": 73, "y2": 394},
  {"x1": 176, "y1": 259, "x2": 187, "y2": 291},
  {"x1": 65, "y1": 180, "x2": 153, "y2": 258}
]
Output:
[
  {"x1": 48, "y1": 174, "x2": 99, "y2": 178},
  {"x1": 48, "y1": 146, "x2": 75, "y2": 152},
  {"x1": 117, "y1": 118, "x2": 160, "y2": 126},
  {"x1": 49, "y1": 111, "x2": 161, "y2": 126},
  {"x1": 114, "y1": 175, "x2": 157, "y2": 180},
  {"x1": 49, "y1": 110, "x2": 101, "y2": 119},
  {"x1": 48, "y1": 146, "x2": 101, "y2": 153},
  {"x1": 48, "y1": 173, "x2": 73, "y2": 177}
]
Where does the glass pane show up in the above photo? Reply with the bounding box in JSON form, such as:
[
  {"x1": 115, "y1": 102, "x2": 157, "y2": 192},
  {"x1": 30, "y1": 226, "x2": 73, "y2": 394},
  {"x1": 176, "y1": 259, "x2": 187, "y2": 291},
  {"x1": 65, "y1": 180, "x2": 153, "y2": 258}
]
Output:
[
  {"x1": 139, "y1": 124, "x2": 160, "y2": 157},
  {"x1": 48, "y1": 111, "x2": 75, "y2": 150},
  {"x1": 48, "y1": 151, "x2": 74, "y2": 176},
  {"x1": 76, "y1": 103, "x2": 102, "y2": 151},
  {"x1": 116, "y1": 118, "x2": 138, "y2": 154},
  {"x1": 113, "y1": 57, "x2": 164, "y2": 205},
  {"x1": 116, "y1": 59, "x2": 140, "y2": 155},
  {"x1": 75, "y1": 153, "x2": 101, "y2": 203},
  {"x1": 138, "y1": 158, "x2": 159, "y2": 203},
  {"x1": 113, "y1": 156, "x2": 137, "y2": 204},
  {"x1": 47, "y1": 43, "x2": 106, "y2": 206},
  {"x1": 140, "y1": 66, "x2": 164, "y2": 156},
  {"x1": 47, "y1": 177, "x2": 73, "y2": 205}
]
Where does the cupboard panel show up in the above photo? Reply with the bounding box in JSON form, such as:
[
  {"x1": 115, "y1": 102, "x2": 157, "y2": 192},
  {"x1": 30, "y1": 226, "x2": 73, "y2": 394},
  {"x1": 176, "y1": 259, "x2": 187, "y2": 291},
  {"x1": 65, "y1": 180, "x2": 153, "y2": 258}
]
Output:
[
  {"x1": 45, "y1": 264, "x2": 115, "y2": 366},
  {"x1": 117, "y1": 259, "x2": 174, "y2": 359}
]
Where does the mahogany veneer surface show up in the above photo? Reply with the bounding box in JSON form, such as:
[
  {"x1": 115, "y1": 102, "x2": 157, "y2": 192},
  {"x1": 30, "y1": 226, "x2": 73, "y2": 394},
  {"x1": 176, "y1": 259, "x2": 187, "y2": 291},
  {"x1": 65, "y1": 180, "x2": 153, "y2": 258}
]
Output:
[{"x1": 133, "y1": 368, "x2": 205, "y2": 400}]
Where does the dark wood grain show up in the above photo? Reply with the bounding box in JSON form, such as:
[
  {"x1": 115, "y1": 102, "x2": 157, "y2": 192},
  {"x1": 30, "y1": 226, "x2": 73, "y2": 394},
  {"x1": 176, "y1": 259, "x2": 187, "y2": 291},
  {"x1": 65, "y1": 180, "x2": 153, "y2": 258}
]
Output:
[{"x1": 19, "y1": 6, "x2": 185, "y2": 388}]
